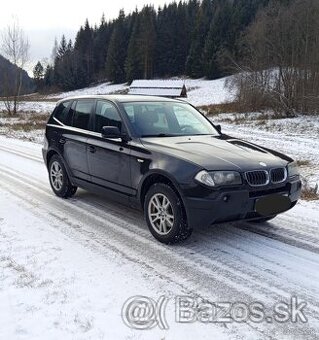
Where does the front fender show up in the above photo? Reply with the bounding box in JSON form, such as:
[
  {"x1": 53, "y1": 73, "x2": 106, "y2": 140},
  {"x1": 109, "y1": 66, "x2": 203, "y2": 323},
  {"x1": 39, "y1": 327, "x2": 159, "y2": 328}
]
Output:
[{"x1": 137, "y1": 169, "x2": 185, "y2": 202}]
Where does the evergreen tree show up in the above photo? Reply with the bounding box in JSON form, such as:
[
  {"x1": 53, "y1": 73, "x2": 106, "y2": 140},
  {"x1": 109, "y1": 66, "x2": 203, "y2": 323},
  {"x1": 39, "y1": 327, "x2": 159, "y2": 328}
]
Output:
[
  {"x1": 174, "y1": 1, "x2": 191, "y2": 75},
  {"x1": 56, "y1": 35, "x2": 67, "y2": 59},
  {"x1": 155, "y1": 3, "x2": 178, "y2": 76},
  {"x1": 33, "y1": 61, "x2": 44, "y2": 89},
  {"x1": 74, "y1": 19, "x2": 94, "y2": 85},
  {"x1": 186, "y1": 0, "x2": 213, "y2": 77},
  {"x1": 44, "y1": 65, "x2": 54, "y2": 88},
  {"x1": 93, "y1": 16, "x2": 112, "y2": 80},
  {"x1": 105, "y1": 10, "x2": 129, "y2": 83},
  {"x1": 51, "y1": 38, "x2": 58, "y2": 63},
  {"x1": 203, "y1": 1, "x2": 231, "y2": 78},
  {"x1": 54, "y1": 37, "x2": 79, "y2": 90},
  {"x1": 125, "y1": 11, "x2": 143, "y2": 82},
  {"x1": 139, "y1": 6, "x2": 157, "y2": 79}
]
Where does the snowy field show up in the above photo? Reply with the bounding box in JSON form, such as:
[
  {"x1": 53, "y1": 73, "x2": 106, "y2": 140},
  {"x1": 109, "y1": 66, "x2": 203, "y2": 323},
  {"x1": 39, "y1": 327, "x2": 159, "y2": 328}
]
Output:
[
  {"x1": 1, "y1": 78, "x2": 319, "y2": 339},
  {"x1": 184, "y1": 76, "x2": 235, "y2": 106},
  {"x1": 0, "y1": 101, "x2": 55, "y2": 114},
  {"x1": 0, "y1": 77, "x2": 233, "y2": 116},
  {"x1": 46, "y1": 77, "x2": 234, "y2": 106},
  {"x1": 47, "y1": 82, "x2": 129, "y2": 99},
  {"x1": 212, "y1": 114, "x2": 319, "y2": 189}
]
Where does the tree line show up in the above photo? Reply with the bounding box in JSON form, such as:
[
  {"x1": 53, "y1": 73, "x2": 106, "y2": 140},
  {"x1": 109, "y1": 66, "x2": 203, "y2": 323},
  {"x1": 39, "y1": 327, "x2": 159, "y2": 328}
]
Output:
[
  {"x1": 32, "y1": 0, "x2": 319, "y2": 116},
  {"x1": 35, "y1": 0, "x2": 270, "y2": 91}
]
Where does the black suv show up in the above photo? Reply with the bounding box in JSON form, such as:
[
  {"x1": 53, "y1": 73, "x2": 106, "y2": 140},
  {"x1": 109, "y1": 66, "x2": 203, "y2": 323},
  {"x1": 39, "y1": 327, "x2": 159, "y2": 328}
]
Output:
[{"x1": 43, "y1": 95, "x2": 301, "y2": 243}]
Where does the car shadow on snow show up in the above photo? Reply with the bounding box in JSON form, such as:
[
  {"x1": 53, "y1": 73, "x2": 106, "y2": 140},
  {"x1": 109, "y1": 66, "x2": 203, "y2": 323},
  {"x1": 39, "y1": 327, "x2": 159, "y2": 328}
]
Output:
[{"x1": 71, "y1": 189, "x2": 274, "y2": 250}]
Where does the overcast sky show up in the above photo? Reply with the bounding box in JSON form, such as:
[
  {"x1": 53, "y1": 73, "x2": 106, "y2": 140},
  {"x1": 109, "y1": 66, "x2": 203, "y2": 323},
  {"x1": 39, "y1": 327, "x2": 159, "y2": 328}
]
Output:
[{"x1": 1, "y1": 0, "x2": 169, "y2": 71}]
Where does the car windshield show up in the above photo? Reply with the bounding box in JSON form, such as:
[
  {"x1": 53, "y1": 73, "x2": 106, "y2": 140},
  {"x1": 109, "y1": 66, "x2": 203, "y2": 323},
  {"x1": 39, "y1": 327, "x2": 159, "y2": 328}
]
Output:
[{"x1": 122, "y1": 101, "x2": 220, "y2": 137}]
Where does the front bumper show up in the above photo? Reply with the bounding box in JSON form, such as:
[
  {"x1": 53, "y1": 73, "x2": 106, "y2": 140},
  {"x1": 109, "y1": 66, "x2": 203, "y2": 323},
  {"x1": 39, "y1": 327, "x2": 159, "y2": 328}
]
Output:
[{"x1": 183, "y1": 177, "x2": 301, "y2": 229}]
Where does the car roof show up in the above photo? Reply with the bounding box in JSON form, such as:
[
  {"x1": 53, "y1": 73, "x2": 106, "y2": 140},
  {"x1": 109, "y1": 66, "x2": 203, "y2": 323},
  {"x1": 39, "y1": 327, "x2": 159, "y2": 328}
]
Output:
[{"x1": 56, "y1": 94, "x2": 185, "y2": 106}]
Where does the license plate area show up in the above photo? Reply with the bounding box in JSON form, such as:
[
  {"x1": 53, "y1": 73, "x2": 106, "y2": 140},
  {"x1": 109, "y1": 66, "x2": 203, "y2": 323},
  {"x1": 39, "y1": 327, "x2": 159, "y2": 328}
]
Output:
[{"x1": 255, "y1": 194, "x2": 291, "y2": 216}]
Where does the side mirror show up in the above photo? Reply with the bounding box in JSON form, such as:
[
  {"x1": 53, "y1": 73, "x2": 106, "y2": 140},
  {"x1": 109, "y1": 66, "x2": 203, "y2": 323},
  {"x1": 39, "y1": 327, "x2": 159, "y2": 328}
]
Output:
[
  {"x1": 215, "y1": 124, "x2": 222, "y2": 134},
  {"x1": 101, "y1": 126, "x2": 131, "y2": 142},
  {"x1": 101, "y1": 126, "x2": 121, "y2": 139}
]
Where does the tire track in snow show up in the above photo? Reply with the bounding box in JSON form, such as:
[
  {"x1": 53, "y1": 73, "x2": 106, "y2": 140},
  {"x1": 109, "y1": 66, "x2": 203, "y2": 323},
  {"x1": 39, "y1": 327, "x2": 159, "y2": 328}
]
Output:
[{"x1": 0, "y1": 163, "x2": 319, "y2": 339}]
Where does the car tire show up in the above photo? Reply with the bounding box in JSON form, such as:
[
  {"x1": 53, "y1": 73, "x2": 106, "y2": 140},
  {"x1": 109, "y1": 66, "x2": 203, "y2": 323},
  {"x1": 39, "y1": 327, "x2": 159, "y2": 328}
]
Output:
[
  {"x1": 48, "y1": 154, "x2": 77, "y2": 198},
  {"x1": 250, "y1": 215, "x2": 277, "y2": 223},
  {"x1": 144, "y1": 183, "x2": 192, "y2": 244}
]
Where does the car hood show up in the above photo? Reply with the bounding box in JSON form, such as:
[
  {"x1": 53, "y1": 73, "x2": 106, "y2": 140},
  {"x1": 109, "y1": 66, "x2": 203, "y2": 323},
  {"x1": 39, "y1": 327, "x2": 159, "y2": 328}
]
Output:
[{"x1": 141, "y1": 135, "x2": 288, "y2": 171}]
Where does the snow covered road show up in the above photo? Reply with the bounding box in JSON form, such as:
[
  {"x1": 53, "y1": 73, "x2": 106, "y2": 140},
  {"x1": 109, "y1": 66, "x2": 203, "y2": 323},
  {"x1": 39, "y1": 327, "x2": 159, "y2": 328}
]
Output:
[{"x1": 1, "y1": 136, "x2": 319, "y2": 339}]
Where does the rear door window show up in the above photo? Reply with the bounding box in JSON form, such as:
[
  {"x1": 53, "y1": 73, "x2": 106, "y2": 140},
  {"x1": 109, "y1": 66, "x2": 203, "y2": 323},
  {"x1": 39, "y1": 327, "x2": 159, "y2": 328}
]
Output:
[{"x1": 72, "y1": 100, "x2": 94, "y2": 130}]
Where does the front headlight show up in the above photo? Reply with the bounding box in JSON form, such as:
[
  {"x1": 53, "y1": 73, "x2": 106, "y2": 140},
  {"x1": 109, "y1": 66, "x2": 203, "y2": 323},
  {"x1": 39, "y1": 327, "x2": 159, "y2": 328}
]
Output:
[
  {"x1": 287, "y1": 161, "x2": 299, "y2": 178},
  {"x1": 195, "y1": 170, "x2": 242, "y2": 187}
]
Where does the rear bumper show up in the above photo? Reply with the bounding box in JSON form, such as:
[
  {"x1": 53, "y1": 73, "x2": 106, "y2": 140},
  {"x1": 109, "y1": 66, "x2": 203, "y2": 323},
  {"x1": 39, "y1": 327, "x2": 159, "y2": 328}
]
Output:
[
  {"x1": 42, "y1": 148, "x2": 47, "y2": 167},
  {"x1": 183, "y1": 177, "x2": 301, "y2": 229}
]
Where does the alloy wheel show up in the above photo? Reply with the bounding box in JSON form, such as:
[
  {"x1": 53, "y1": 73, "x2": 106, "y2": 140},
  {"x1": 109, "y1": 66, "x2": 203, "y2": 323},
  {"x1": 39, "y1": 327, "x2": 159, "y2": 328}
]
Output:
[
  {"x1": 148, "y1": 193, "x2": 175, "y2": 235},
  {"x1": 50, "y1": 161, "x2": 63, "y2": 191}
]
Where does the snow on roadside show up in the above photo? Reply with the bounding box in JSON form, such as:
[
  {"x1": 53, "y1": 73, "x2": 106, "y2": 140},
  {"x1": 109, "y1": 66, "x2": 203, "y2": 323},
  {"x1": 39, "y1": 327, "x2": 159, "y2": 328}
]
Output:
[
  {"x1": 0, "y1": 185, "x2": 233, "y2": 340},
  {"x1": 0, "y1": 112, "x2": 49, "y2": 144},
  {"x1": 0, "y1": 127, "x2": 45, "y2": 144}
]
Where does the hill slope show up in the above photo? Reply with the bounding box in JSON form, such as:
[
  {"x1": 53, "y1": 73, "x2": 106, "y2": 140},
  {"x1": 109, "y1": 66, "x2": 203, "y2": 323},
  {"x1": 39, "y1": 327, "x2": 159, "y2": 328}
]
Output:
[{"x1": 0, "y1": 54, "x2": 34, "y2": 96}]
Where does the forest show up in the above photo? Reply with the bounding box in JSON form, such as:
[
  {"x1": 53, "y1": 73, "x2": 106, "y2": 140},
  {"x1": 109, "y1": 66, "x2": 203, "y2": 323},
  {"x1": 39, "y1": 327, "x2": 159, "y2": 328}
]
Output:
[
  {"x1": 40, "y1": 0, "x2": 270, "y2": 90},
  {"x1": 33, "y1": 0, "x2": 319, "y2": 116}
]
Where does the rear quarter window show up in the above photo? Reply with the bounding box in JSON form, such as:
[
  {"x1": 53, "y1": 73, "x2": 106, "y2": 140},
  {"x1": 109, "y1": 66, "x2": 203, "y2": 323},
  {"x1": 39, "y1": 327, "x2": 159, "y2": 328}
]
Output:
[{"x1": 53, "y1": 101, "x2": 71, "y2": 124}]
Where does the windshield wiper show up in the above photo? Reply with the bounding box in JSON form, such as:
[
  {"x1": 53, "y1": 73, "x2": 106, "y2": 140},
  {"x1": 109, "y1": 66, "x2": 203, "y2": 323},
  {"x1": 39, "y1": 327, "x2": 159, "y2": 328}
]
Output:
[{"x1": 141, "y1": 133, "x2": 178, "y2": 137}]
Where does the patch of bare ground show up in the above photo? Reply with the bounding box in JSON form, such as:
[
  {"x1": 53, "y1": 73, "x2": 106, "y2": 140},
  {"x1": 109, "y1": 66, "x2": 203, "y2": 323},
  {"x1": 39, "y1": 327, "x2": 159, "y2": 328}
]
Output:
[
  {"x1": 301, "y1": 177, "x2": 319, "y2": 201},
  {"x1": 199, "y1": 102, "x2": 245, "y2": 115},
  {"x1": 1, "y1": 112, "x2": 49, "y2": 132}
]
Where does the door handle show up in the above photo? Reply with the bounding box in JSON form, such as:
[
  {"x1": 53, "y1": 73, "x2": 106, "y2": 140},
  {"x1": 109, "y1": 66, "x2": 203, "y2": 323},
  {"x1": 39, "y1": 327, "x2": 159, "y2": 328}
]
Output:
[
  {"x1": 59, "y1": 138, "x2": 66, "y2": 144},
  {"x1": 89, "y1": 145, "x2": 96, "y2": 153}
]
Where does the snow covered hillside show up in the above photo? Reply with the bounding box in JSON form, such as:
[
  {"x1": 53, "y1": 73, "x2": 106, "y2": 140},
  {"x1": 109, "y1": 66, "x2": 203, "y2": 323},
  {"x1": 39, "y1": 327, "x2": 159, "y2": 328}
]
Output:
[
  {"x1": 0, "y1": 76, "x2": 233, "y2": 117},
  {"x1": 48, "y1": 82, "x2": 129, "y2": 99},
  {"x1": 46, "y1": 76, "x2": 235, "y2": 107}
]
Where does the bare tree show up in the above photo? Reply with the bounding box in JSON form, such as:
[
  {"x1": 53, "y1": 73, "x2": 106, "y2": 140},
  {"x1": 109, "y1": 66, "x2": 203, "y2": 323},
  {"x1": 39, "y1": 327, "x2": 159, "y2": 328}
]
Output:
[
  {"x1": 230, "y1": 0, "x2": 319, "y2": 117},
  {"x1": 1, "y1": 20, "x2": 30, "y2": 115}
]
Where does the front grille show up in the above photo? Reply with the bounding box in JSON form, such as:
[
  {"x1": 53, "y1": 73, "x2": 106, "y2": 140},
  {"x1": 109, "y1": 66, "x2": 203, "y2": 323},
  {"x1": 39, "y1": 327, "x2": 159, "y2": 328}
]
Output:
[
  {"x1": 270, "y1": 167, "x2": 287, "y2": 183},
  {"x1": 245, "y1": 170, "x2": 269, "y2": 186}
]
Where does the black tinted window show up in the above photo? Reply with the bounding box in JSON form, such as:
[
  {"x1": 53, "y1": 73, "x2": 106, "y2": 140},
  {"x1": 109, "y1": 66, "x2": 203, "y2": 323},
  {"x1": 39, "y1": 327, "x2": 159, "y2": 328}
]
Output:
[
  {"x1": 72, "y1": 100, "x2": 93, "y2": 130},
  {"x1": 94, "y1": 101, "x2": 122, "y2": 133},
  {"x1": 54, "y1": 101, "x2": 71, "y2": 124}
]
